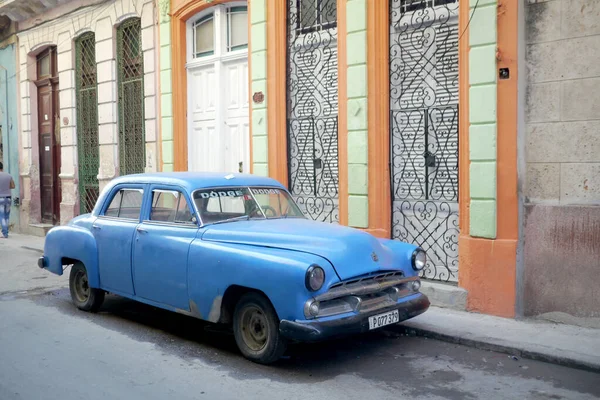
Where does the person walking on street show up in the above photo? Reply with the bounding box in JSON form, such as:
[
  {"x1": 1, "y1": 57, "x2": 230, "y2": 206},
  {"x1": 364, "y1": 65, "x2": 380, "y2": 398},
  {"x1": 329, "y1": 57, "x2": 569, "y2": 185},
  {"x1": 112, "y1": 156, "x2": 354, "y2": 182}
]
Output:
[{"x1": 0, "y1": 161, "x2": 15, "y2": 238}]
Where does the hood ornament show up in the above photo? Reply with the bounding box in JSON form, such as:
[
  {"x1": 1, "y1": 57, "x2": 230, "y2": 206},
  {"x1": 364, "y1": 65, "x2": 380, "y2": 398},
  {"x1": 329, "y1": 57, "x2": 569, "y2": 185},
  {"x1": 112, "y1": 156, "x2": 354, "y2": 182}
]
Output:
[{"x1": 371, "y1": 252, "x2": 379, "y2": 262}]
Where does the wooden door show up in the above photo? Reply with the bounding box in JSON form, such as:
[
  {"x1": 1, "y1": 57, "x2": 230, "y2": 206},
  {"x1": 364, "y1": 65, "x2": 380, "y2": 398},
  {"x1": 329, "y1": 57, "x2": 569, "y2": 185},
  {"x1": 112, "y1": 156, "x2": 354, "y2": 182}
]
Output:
[
  {"x1": 222, "y1": 58, "x2": 249, "y2": 173},
  {"x1": 36, "y1": 48, "x2": 60, "y2": 224},
  {"x1": 185, "y1": 5, "x2": 249, "y2": 173}
]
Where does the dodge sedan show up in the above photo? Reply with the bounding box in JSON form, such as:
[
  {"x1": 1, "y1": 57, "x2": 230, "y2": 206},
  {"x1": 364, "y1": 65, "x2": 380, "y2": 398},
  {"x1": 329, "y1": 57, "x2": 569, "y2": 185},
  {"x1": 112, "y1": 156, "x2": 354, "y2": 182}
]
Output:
[{"x1": 38, "y1": 172, "x2": 430, "y2": 364}]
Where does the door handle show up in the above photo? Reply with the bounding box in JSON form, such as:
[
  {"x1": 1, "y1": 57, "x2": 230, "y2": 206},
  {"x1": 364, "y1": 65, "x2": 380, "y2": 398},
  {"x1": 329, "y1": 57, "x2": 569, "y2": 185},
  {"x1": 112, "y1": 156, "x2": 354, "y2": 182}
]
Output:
[
  {"x1": 92, "y1": 224, "x2": 101, "y2": 230},
  {"x1": 136, "y1": 227, "x2": 147, "y2": 233}
]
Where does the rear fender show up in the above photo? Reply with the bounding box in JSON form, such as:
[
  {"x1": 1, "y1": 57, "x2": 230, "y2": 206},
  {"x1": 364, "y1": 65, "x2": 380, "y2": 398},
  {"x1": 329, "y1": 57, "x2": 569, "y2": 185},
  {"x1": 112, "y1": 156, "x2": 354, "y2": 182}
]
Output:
[{"x1": 43, "y1": 226, "x2": 100, "y2": 288}]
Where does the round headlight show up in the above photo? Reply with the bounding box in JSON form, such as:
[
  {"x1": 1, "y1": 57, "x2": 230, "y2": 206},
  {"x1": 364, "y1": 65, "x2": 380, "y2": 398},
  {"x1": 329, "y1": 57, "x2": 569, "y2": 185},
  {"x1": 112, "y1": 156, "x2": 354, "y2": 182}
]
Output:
[
  {"x1": 412, "y1": 249, "x2": 427, "y2": 271},
  {"x1": 306, "y1": 265, "x2": 325, "y2": 291}
]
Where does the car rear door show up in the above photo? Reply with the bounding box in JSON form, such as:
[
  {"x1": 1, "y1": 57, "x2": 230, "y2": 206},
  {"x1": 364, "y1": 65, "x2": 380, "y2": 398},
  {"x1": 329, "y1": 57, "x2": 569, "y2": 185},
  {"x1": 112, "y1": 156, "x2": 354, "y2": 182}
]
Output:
[
  {"x1": 93, "y1": 184, "x2": 145, "y2": 296},
  {"x1": 131, "y1": 185, "x2": 199, "y2": 310}
]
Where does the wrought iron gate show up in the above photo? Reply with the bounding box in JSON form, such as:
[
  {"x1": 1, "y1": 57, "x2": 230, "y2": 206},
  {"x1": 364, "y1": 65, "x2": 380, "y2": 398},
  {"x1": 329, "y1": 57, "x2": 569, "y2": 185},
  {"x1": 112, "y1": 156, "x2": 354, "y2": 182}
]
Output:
[
  {"x1": 117, "y1": 18, "x2": 146, "y2": 176},
  {"x1": 389, "y1": 0, "x2": 460, "y2": 282},
  {"x1": 75, "y1": 32, "x2": 100, "y2": 214},
  {"x1": 286, "y1": 0, "x2": 339, "y2": 222}
]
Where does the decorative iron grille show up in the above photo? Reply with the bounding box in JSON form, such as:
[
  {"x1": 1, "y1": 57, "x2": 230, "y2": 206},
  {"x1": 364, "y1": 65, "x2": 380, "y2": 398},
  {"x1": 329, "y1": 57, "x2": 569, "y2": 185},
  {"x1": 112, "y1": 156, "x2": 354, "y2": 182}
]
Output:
[
  {"x1": 286, "y1": 0, "x2": 339, "y2": 222},
  {"x1": 117, "y1": 18, "x2": 145, "y2": 176},
  {"x1": 75, "y1": 32, "x2": 100, "y2": 214},
  {"x1": 389, "y1": 0, "x2": 460, "y2": 282}
]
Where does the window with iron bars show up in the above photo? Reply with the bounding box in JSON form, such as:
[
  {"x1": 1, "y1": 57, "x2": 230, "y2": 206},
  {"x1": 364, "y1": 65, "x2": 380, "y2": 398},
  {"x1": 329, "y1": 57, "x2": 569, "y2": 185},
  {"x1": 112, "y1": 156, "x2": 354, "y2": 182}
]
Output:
[
  {"x1": 296, "y1": 0, "x2": 337, "y2": 34},
  {"x1": 116, "y1": 18, "x2": 146, "y2": 176},
  {"x1": 75, "y1": 32, "x2": 100, "y2": 214},
  {"x1": 400, "y1": 0, "x2": 458, "y2": 13}
]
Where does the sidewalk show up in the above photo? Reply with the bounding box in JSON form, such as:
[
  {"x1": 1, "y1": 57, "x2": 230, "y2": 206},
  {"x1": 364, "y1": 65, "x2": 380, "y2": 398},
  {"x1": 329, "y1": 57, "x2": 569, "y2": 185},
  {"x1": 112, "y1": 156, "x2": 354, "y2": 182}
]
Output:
[
  {"x1": 0, "y1": 233, "x2": 66, "y2": 295},
  {"x1": 396, "y1": 306, "x2": 600, "y2": 373},
  {"x1": 3, "y1": 233, "x2": 600, "y2": 373},
  {"x1": 0, "y1": 232, "x2": 45, "y2": 253}
]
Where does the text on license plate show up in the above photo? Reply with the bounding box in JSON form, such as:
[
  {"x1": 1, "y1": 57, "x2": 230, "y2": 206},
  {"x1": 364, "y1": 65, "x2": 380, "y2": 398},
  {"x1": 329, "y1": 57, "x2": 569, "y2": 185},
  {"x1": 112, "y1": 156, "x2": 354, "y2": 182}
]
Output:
[{"x1": 368, "y1": 310, "x2": 400, "y2": 330}]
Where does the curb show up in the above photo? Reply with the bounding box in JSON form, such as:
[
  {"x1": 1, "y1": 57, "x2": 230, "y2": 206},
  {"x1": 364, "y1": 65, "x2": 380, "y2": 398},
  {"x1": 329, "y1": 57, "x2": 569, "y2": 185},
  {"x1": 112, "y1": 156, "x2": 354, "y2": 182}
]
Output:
[{"x1": 393, "y1": 325, "x2": 600, "y2": 374}]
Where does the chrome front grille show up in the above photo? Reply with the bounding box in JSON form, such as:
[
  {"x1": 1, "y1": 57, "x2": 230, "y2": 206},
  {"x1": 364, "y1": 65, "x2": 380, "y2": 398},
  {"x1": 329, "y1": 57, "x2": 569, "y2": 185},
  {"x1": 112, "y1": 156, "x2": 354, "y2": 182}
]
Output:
[
  {"x1": 330, "y1": 271, "x2": 404, "y2": 289},
  {"x1": 305, "y1": 271, "x2": 420, "y2": 319},
  {"x1": 316, "y1": 271, "x2": 406, "y2": 302}
]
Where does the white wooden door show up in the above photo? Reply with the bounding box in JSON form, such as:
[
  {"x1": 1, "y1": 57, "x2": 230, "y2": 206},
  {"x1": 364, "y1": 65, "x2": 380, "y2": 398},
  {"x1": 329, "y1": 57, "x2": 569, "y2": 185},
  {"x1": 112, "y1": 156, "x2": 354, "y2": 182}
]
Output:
[
  {"x1": 188, "y1": 65, "x2": 219, "y2": 172},
  {"x1": 222, "y1": 59, "x2": 249, "y2": 174},
  {"x1": 186, "y1": 3, "x2": 249, "y2": 173}
]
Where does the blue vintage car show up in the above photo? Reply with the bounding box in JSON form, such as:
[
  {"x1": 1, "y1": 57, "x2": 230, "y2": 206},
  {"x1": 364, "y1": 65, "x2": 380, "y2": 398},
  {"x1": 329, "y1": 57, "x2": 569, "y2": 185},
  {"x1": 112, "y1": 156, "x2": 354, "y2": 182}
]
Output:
[{"x1": 38, "y1": 172, "x2": 430, "y2": 363}]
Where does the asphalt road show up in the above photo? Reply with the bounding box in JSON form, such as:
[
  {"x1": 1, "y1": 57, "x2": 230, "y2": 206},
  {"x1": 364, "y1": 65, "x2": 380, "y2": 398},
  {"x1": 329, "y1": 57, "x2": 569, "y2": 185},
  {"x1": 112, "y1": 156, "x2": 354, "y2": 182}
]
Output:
[{"x1": 1, "y1": 243, "x2": 599, "y2": 400}]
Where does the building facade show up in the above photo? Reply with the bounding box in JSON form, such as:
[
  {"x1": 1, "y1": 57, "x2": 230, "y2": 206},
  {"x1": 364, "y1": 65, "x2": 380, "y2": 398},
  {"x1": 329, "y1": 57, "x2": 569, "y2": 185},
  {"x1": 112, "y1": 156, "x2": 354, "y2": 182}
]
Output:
[
  {"x1": 0, "y1": 0, "x2": 596, "y2": 321},
  {"x1": 158, "y1": 0, "x2": 523, "y2": 318},
  {"x1": 0, "y1": 0, "x2": 160, "y2": 234}
]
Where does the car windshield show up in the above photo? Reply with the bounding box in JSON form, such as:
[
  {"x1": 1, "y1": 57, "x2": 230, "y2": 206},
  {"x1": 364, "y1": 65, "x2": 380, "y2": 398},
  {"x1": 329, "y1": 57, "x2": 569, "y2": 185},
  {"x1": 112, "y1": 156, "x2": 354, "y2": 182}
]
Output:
[{"x1": 193, "y1": 187, "x2": 305, "y2": 225}]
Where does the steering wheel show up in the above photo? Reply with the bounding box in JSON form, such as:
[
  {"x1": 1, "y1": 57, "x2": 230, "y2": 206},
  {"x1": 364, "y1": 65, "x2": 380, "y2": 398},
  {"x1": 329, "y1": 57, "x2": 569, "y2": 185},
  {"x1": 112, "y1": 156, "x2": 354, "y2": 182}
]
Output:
[{"x1": 261, "y1": 205, "x2": 277, "y2": 218}]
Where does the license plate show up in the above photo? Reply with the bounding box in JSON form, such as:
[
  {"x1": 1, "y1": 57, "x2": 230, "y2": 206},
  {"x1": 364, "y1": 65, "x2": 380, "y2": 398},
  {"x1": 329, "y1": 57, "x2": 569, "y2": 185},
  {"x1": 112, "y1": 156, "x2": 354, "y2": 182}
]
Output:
[{"x1": 368, "y1": 310, "x2": 400, "y2": 330}]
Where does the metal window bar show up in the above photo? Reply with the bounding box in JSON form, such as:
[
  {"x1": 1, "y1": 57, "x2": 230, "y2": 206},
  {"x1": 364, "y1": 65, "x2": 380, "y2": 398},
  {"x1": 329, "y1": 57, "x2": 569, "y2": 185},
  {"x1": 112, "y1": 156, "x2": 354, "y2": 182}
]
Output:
[
  {"x1": 296, "y1": 0, "x2": 337, "y2": 35},
  {"x1": 75, "y1": 32, "x2": 100, "y2": 214},
  {"x1": 117, "y1": 18, "x2": 146, "y2": 176}
]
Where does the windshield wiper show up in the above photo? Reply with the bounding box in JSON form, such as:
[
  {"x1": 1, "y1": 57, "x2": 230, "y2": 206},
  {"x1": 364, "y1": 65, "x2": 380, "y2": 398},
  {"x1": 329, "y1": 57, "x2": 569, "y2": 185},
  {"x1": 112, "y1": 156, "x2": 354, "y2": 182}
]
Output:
[{"x1": 205, "y1": 215, "x2": 252, "y2": 226}]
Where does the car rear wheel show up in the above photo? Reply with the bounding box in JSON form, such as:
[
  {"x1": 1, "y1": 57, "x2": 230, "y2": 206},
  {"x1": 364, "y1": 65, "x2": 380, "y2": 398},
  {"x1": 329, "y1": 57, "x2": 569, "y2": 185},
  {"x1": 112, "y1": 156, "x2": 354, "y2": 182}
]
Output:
[
  {"x1": 69, "y1": 262, "x2": 105, "y2": 312},
  {"x1": 233, "y1": 292, "x2": 287, "y2": 364}
]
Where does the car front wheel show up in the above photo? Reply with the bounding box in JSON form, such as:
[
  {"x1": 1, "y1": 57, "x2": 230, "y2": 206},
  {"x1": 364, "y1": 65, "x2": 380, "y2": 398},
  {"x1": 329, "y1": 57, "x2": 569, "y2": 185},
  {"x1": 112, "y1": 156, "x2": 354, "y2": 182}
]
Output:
[
  {"x1": 233, "y1": 292, "x2": 287, "y2": 364},
  {"x1": 69, "y1": 262, "x2": 105, "y2": 312}
]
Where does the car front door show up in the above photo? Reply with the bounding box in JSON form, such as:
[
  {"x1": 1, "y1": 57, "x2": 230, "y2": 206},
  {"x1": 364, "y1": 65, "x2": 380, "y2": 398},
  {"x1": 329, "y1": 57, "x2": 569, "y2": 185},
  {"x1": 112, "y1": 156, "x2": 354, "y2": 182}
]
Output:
[
  {"x1": 93, "y1": 185, "x2": 145, "y2": 295},
  {"x1": 132, "y1": 186, "x2": 199, "y2": 310}
]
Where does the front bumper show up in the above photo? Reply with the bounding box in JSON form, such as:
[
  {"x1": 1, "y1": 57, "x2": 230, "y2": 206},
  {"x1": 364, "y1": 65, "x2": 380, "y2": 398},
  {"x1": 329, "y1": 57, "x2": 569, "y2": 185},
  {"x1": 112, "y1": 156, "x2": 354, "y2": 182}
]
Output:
[{"x1": 279, "y1": 293, "x2": 430, "y2": 342}]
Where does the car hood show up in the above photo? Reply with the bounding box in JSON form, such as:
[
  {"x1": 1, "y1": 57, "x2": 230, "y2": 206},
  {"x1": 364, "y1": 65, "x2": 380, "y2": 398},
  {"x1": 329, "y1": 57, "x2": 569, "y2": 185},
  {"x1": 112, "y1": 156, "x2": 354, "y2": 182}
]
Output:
[{"x1": 201, "y1": 218, "x2": 407, "y2": 281}]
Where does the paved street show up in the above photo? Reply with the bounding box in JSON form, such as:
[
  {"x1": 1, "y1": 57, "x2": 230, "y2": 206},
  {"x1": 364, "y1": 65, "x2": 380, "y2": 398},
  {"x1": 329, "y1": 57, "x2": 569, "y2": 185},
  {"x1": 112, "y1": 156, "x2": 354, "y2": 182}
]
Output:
[{"x1": 1, "y1": 240, "x2": 599, "y2": 400}]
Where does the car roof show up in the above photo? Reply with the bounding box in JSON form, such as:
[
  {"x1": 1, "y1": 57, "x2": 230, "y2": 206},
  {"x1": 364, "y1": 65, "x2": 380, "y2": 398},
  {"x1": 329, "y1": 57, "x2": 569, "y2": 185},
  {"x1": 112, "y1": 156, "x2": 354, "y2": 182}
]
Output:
[{"x1": 108, "y1": 172, "x2": 287, "y2": 192}]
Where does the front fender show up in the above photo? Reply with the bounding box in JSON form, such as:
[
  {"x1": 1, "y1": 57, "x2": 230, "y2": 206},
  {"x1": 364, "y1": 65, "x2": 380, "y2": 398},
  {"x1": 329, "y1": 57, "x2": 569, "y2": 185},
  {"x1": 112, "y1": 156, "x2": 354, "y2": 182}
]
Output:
[
  {"x1": 43, "y1": 226, "x2": 100, "y2": 288},
  {"x1": 187, "y1": 241, "x2": 339, "y2": 323},
  {"x1": 377, "y1": 238, "x2": 420, "y2": 278}
]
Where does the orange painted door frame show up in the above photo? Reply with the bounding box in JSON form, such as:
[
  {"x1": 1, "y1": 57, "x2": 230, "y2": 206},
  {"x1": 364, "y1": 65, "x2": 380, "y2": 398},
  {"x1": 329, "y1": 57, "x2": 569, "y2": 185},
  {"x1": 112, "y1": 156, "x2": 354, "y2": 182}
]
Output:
[
  {"x1": 266, "y1": 0, "x2": 287, "y2": 184},
  {"x1": 365, "y1": 0, "x2": 391, "y2": 238},
  {"x1": 456, "y1": 0, "x2": 520, "y2": 318}
]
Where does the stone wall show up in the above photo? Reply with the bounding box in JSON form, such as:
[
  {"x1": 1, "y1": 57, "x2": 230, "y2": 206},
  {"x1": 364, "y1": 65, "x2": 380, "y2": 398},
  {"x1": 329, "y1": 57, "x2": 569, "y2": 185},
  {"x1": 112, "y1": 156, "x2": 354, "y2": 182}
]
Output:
[{"x1": 523, "y1": 0, "x2": 600, "y2": 318}]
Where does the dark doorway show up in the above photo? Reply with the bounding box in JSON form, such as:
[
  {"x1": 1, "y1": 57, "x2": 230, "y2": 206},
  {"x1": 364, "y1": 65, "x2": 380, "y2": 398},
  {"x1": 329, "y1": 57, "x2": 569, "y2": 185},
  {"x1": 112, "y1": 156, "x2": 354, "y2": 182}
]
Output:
[{"x1": 35, "y1": 47, "x2": 61, "y2": 224}]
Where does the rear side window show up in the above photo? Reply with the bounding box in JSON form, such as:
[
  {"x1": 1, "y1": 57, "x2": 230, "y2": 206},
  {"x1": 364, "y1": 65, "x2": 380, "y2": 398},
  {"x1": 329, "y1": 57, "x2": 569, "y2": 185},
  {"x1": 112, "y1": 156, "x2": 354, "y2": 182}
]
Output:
[
  {"x1": 150, "y1": 190, "x2": 195, "y2": 225},
  {"x1": 104, "y1": 189, "x2": 144, "y2": 220}
]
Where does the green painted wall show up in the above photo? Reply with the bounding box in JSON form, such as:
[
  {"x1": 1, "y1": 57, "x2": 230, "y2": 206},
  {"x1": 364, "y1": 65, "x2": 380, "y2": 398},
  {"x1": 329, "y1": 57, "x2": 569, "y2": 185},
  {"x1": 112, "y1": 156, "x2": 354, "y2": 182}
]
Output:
[
  {"x1": 468, "y1": 0, "x2": 497, "y2": 239},
  {"x1": 250, "y1": 0, "x2": 268, "y2": 176},
  {"x1": 159, "y1": 0, "x2": 173, "y2": 172},
  {"x1": 346, "y1": 0, "x2": 368, "y2": 228}
]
